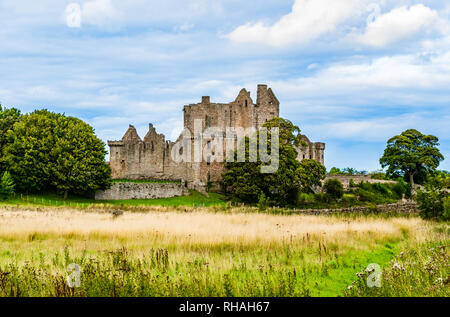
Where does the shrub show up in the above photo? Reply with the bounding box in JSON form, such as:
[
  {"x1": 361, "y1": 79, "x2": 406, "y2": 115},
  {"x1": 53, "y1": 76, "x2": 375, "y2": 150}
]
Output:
[
  {"x1": 443, "y1": 197, "x2": 450, "y2": 221},
  {"x1": 372, "y1": 183, "x2": 389, "y2": 194},
  {"x1": 342, "y1": 194, "x2": 357, "y2": 203},
  {"x1": 297, "y1": 192, "x2": 315, "y2": 205},
  {"x1": 257, "y1": 192, "x2": 269, "y2": 211},
  {"x1": 314, "y1": 192, "x2": 332, "y2": 203},
  {"x1": 370, "y1": 172, "x2": 390, "y2": 180},
  {"x1": 356, "y1": 188, "x2": 378, "y2": 202},
  {"x1": 349, "y1": 179, "x2": 356, "y2": 188},
  {"x1": 0, "y1": 171, "x2": 15, "y2": 199},
  {"x1": 392, "y1": 180, "x2": 408, "y2": 199},
  {"x1": 323, "y1": 179, "x2": 344, "y2": 200},
  {"x1": 415, "y1": 174, "x2": 449, "y2": 221}
]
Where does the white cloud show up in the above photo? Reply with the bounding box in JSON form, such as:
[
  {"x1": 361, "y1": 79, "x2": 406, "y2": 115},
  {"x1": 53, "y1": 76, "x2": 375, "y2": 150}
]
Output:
[
  {"x1": 303, "y1": 113, "x2": 450, "y2": 143},
  {"x1": 272, "y1": 51, "x2": 450, "y2": 101},
  {"x1": 359, "y1": 4, "x2": 438, "y2": 47},
  {"x1": 227, "y1": 0, "x2": 363, "y2": 46},
  {"x1": 81, "y1": 0, "x2": 119, "y2": 27}
]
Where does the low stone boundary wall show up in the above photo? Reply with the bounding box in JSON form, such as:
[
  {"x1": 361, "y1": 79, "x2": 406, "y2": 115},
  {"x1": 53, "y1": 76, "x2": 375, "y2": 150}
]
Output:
[
  {"x1": 324, "y1": 175, "x2": 397, "y2": 189},
  {"x1": 95, "y1": 182, "x2": 188, "y2": 200},
  {"x1": 290, "y1": 202, "x2": 418, "y2": 215}
]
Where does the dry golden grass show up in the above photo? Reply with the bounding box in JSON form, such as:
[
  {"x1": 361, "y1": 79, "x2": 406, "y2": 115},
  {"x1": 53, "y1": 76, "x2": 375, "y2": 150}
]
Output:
[{"x1": 0, "y1": 207, "x2": 428, "y2": 249}]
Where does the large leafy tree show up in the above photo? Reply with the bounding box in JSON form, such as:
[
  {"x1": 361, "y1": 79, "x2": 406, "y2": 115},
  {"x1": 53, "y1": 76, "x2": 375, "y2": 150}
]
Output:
[
  {"x1": 4, "y1": 110, "x2": 111, "y2": 197},
  {"x1": 297, "y1": 159, "x2": 326, "y2": 193},
  {"x1": 223, "y1": 117, "x2": 326, "y2": 205},
  {"x1": 0, "y1": 105, "x2": 22, "y2": 173},
  {"x1": 380, "y1": 129, "x2": 444, "y2": 190}
]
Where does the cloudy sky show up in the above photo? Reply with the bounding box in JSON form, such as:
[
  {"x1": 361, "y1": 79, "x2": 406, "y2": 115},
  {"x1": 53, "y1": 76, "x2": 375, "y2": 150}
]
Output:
[{"x1": 1, "y1": 0, "x2": 449, "y2": 171}]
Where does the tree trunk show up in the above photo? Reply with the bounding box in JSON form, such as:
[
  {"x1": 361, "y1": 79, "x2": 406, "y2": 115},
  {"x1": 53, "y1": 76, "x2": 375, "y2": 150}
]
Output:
[
  {"x1": 64, "y1": 190, "x2": 68, "y2": 200},
  {"x1": 409, "y1": 171, "x2": 415, "y2": 194}
]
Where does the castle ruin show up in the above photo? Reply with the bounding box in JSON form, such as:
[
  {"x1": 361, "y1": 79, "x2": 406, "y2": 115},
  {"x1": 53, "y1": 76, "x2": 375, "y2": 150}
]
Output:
[{"x1": 108, "y1": 85, "x2": 325, "y2": 189}]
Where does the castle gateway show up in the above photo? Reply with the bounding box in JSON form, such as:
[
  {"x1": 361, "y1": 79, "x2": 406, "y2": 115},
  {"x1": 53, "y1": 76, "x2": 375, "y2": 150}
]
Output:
[{"x1": 108, "y1": 85, "x2": 325, "y2": 189}]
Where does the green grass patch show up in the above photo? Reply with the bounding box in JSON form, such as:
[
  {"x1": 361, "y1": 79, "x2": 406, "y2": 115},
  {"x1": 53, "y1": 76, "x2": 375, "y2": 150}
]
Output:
[{"x1": 0, "y1": 190, "x2": 227, "y2": 208}]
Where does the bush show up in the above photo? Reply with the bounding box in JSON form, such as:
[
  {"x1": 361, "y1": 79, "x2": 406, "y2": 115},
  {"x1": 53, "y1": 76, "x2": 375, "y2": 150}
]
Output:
[
  {"x1": 297, "y1": 192, "x2": 315, "y2": 205},
  {"x1": 392, "y1": 180, "x2": 408, "y2": 199},
  {"x1": 349, "y1": 179, "x2": 356, "y2": 188},
  {"x1": 323, "y1": 179, "x2": 344, "y2": 200},
  {"x1": 356, "y1": 188, "x2": 378, "y2": 202},
  {"x1": 314, "y1": 192, "x2": 332, "y2": 203},
  {"x1": 443, "y1": 197, "x2": 450, "y2": 221},
  {"x1": 415, "y1": 174, "x2": 449, "y2": 221},
  {"x1": 342, "y1": 194, "x2": 357, "y2": 203},
  {"x1": 257, "y1": 192, "x2": 269, "y2": 211},
  {"x1": 0, "y1": 171, "x2": 15, "y2": 199}
]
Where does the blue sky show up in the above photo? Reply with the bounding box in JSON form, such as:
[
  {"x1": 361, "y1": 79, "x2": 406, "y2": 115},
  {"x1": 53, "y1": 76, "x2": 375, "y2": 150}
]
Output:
[{"x1": 0, "y1": 0, "x2": 449, "y2": 171}]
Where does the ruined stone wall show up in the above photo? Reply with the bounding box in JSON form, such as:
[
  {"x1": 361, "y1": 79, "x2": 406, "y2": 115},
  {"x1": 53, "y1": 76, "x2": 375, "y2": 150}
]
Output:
[
  {"x1": 324, "y1": 175, "x2": 397, "y2": 189},
  {"x1": 107, "y1": 85, "x2": 325, "y2": 188},
  {"x1": 95, "y1": 182, "x2": 188, "y2": 200}
]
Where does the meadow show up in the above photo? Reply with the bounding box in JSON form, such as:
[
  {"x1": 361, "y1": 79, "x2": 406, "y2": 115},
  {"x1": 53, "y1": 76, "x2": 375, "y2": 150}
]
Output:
[{"x1": 0, "y1": 205, "x2": 448, "y2": 297}]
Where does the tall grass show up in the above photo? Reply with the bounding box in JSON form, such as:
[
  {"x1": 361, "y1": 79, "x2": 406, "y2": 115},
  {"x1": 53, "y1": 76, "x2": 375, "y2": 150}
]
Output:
[{"x1": 0, "y1": 207, "x2": 447, "y2": 297}]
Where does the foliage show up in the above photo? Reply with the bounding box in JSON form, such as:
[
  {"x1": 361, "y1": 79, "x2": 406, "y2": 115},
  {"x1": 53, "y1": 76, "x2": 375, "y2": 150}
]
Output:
[
  {"x1": 346, "y1": 243, "x2": 450, "y2": 297},
  {"x1": 380, "y1": 129, "x2": 444, "y2": 188},
  {"x1": 0, "y1": 172, "x2": 15, "y2": 199},
  {"x1": 328, "y1": 167, "x2": 366, "y2": 176},
  {"x1": 369, "y1": 171, "x2": 391, "y2": 180},
  {"x1": 0, "y1": 105, "x2": 22, "y2": 174},
  {"x1": 297, "y1": 159, "x2": 326, "y2": 193},
  {"x1": 415, "y1": 173, "x2": 450, "y2": 221},
  {"x1": 223, "y1": 118, "x2": 325, "y2": 206},
  {"x1": 257, "y1": 192, "x2": 269, "y2": 211},
  {"x1": 323, "y1": 179, "x2": 344, "y2": 200},
  {"x1": 3, "y1": 110, "x2": 111, "y2": 196}
]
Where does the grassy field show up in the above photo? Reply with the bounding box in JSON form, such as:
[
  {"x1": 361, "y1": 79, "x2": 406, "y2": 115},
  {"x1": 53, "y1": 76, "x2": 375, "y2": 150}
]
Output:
[
  {"x1": 2, "y1": 190, "x2": 227, "y2": 209},
  {"x1": 0, "y1": 205, "x2": 448, "y2": 297}
]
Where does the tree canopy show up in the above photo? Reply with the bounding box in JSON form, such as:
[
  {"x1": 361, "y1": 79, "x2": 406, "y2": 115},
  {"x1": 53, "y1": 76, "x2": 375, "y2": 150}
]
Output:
[
  {"x1": 3, "y1": 109, "x2": 111, "y2": 197},
  {"x1": 0, "y1": 105, "x2": 22, "y2": 173},
  {"x1": 223, "y1": 117, "x2": 326, "y2": 206},
  {"x1": 380, "y1": 129, "x2": 444, "y2": 190}
]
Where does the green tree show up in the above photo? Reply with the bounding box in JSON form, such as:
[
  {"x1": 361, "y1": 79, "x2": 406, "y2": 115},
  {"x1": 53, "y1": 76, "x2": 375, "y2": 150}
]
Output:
[
  {"x1": 0, "y1": 105, "x2": 22, "y2": 173},
  {"x1": 4, "y1": 110, "x2": 111, "y2": 197},
  {"x1": 328, "y1": 167, "x2": 342, "y2": 175},
  {"x1": 297, "y1": 159, "x2": 326, "y2": 193},
  {"x1": 323, "y1": 179, "x2": 344, "y2": 200},
  {"x1": 0, "y1": 171, "x2": 15, "y2": 199},
  {"x1": 415, "y1": 172, "x2": 449, "y2": 221},
  {"x1": 380, "y1": 129, "x2": 444, "y2": 191},
  {"x1": 223, "y1": 117, "x2": 325, "y2": 206}
]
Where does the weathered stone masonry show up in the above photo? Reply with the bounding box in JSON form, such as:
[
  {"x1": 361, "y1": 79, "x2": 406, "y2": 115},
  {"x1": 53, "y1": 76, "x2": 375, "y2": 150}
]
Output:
[
  {"x1": 108, "y1": 85, "x2": 325, "y2": 189},
  {"x1": 95, "y1": 182, "x2": 188, "y2": 200}
]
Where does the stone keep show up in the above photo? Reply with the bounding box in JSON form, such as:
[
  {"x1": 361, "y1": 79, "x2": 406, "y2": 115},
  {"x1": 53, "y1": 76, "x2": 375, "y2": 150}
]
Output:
[{"x1": 108, "y1": 85, "x2": 325, "y2": 189}]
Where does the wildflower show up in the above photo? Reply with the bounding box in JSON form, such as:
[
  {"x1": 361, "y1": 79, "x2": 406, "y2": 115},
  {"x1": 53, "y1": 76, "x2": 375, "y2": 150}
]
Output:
[
  {"x1": 347, "y1": 285, "x2": 353, "y2": 290},
  {"x1": 434, "y1": 278, "x2": 443, "y2": 285},
  {"x1": 391, "y1": 262, "x2": 405, "y2": 271}
]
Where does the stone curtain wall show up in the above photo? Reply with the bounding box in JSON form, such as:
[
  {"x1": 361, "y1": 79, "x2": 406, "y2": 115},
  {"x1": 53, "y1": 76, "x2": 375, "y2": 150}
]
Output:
[{"x1": 95, "y1": 182, "x2": 188, "y2": 200}]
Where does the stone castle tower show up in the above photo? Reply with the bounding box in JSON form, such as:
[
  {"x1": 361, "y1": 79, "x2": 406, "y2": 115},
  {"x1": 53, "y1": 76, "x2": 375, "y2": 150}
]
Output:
[{"x1": 108, "y1": 85, "x2": 325, "y2": 189}]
